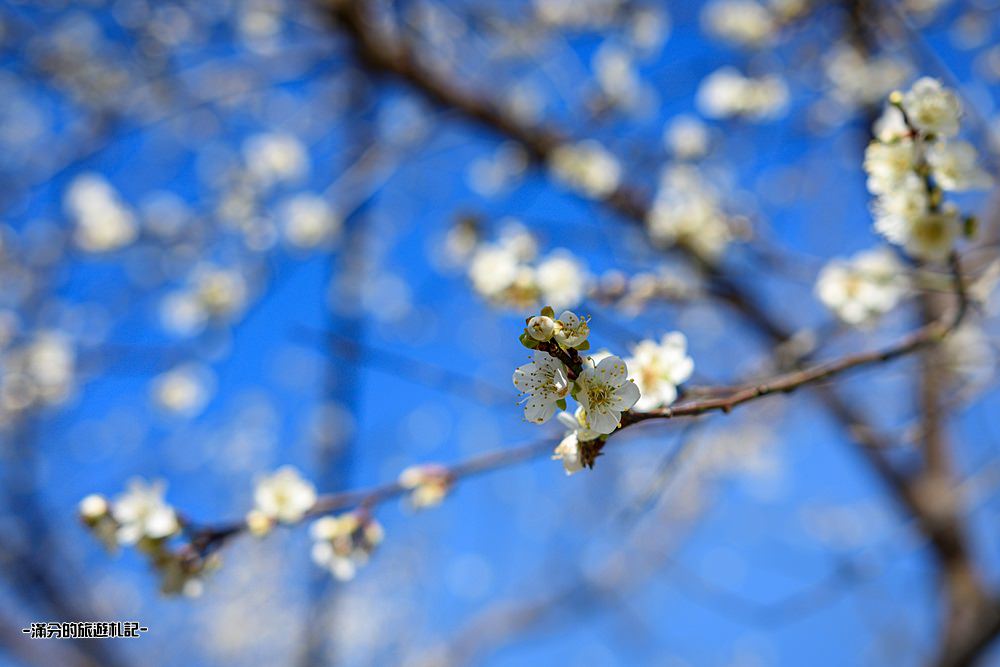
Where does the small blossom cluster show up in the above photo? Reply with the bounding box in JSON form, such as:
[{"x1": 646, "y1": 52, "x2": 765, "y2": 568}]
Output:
[
  {"x1": 701, "y1": 0, "x2": 808, "y2": 48},
  {"x1": 398, "y1": 464, "x2": 454, "y2": 509},
  {"x1": 864, "y1": 78, "x2": 990, "y2": 262},
  {"x1": 461, "y1": 222, "x2": 589, "y2": 311},
  {"x1": 513, "y1": 307, "x2": 694, "y2": 474},
  {"x1": 0, "y1": 331, "x2": 75, "y2": 428},
  {"x1": 78, "y1": 479, "x2": 215, "y2": 597},
  {"x1": 816, "y1": 248, "x2": 908, "y2": 327},
  {"x1": 697, "y1": 67, "x2": 789, "y2": 121},
  {"x1": 549, "y1": 140, "x2": 622, "y2": 198},
  {"x1": 64, "y1": 174, "x2": 138, "y2": 253},
  {"x1": 310, "y1": 511, "x2": 384, "y2": 582},
  {"x1": 81, "y1": 467, "x2": 382, "y2": 592},
  {"x1": 647, "y1": 165, "x2": 734, "y2": 259}
]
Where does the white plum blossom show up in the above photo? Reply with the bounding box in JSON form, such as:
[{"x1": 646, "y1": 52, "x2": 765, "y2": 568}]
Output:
[
  {"x1": 702, "y1": 0, "x2": 776, "y2": 48},
  {"x1": 512, "y1": 352, "x2": 572, "y2": 424},
  {"x1": 552, "y1": 431, "x2": 584, "y2": 476},
  {"x1": 664, "y1": 115, "x2": 710, "y2": 160},
  {"x1": 697, "y1": 67, "x2": 789, "y2": 121},
  {"x1": 593, "y1": 44, "x2": 641, "y2": 109},
  {"x1": 549, "y1": 140, "x2": 622, "y2": 198},
  {"x1": 627, "y1": 333, "x2": 694, "y2": 411},
  {"x1": 468, "y1": 243, "x2": 521, "y2": 301},
  {"x1": 310, "y1": 513, "x2": 383, "y2": 581},
  {"x1": 874, "y1": 105, "x2": 911, "y2": 143},
  {"x1": 863, "y1": 139, "x2": 918, "y2": 195},
  {"x1": 194, "y1": 266, "x2": 249, "y2": 320},
  {"x1": 279, "y1": 194, "x2": 342, "y2": 248},
  {"x1": 647, "y1": 166, "x2": 732, "y2": 258},
  {"x1": 399, "y1": 464, "x2": 453, "y2": 508},
  {"x1": 557, "y1": 405, "x2": 601, "y2": 443},
  {"x1": 826, "y1": 46, "x2": 909, "y2": 108},
  {"x1": 574, "y1": 355, "x2": 641, "y2": 435},
  {"x1": 65, "y1": 174, "x2": 137, "y2": 252},
  {"x1": 902, "y1": 206, "x2": 962, "y2": 262},
  {"x1": 873, "y1": 174, "x2": 929, "y2": 244},
  {"x1": 815, "y1": 248, "x2": 908, "y2": 326},
  {"x1": 553, "y1": 310, "x2": 590, "y2": 348},
  {"x1": 111, "y1": 478, "x2": 181, "y2": 545},
  {"x1": 864, "y1": 79, "x2": 983, "y2": 262},
  {"x1": 901, "y1": 77, "x2": 961, "y2": 138},
  {"x1": 243, "y1": 132, "x2": 309, "y2": 185},
  {"x1": 253, "y1": 466, "x2": 317, "y2": 524},
  {"x1": 536, "y1": 252, "x2": 587, "y2": 310},
  {"x1": 151, "y1": 363, "x2": 215, "y2": 417},
  {"x1": 926, "y1": 141, "x2": 992, "y2": 191}
]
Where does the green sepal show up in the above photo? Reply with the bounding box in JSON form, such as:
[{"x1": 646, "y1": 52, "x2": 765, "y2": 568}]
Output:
[
  {"x1": 540, "y1": 305, "x2": 555, "y2": 319},
  {"x1": 575, "y1": 340, "x2": 590, "y2": 351},
  {"x1": 519, "y1": 332, "x2": 539, "y2": 349},
  {"x1": 556, "y1": 398, "x2": 567, "y2": 410}
]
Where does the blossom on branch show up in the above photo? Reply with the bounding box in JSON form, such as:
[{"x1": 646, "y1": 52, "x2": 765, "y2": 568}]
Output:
[{"x1": 627, "y1": 333, "x2": 694, "y2": 410}]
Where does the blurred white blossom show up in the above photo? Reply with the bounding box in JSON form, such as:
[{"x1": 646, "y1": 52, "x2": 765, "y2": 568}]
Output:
[{"x1": 816, "y1": 248, "x2": 908, "y2": 326}]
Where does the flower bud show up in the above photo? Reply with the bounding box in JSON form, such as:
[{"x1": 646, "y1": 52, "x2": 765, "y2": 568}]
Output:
[
  {"x1": 246, "y1": 509, "x2": 274, "y2": 537},
  {"x1": 526, "y1": 315, "x2": 556, "y2": 341},
  {"x1": 79, "y1": 494, "x2": 109, "y2": 523}
]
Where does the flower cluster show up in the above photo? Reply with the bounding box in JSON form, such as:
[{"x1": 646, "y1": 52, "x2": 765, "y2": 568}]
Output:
[
  {"x1": 627, "y1": 333, "x2": 695, "y2": 411},
  {"x1": 245, "y1": 465, "x2": 317, "y2": 535},
  {"x1": 79, "y1": 479, "x2": 215, "y2": 597},
  {"x1": 398, "y1": 464, "x2": 454, "y2": 509},
  {"x1": 864, "y1": 78, "x2": 990, "y2": 262},
  {"x1": 310, "y1": 511, "x2": 384, "y2": 582},
  {"x1": 548, "y1": 140, "x2": 622, "y2": 198},
  {"x1": 515, "y1": 308, "x2": 696, "y2": 473},
  {"x1": 647, "y1": 165, "x2": 734, "y2": 259},
  {"x1": 460, "y1": 222, "x2": 590, "y2": 311},
  {"x1": 64, "y1": 174, "x2": 138, "y2": 252},
  {"x1": 697, "y1": 67, "x2": 789, "y2": 121},
  {"x1": 816, "y1": 248, "x2": 908, "y2": 327},
  {"x1": 81, "y1": 467, "x2": 385, "y2": 592}
]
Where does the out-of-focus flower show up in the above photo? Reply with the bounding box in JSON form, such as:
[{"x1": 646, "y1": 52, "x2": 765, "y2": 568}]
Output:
[
  {"x1": 627, "y1": 333, "x2": 694, "y2": 410},
  {"x1": 552, "y1": 430, "x2": 584, "y2": 476},
  {"x1": 151, "y1": 364, "x2": 215, "y2": 417},
  {"x1": 901, "y1": 206, "x2": 962, "y2": 262},
  {"x1": 111, "y1": 478, "x2": 180, "y2": 545},
  {"x1": 310, "y1": 512, "x2": 383, "y2": 581},
  {"x1": 901, "y1": 77, "x2": 961, "y2": 137},
  {"x1": 593, "y1": 44, "x2": 641, "y2": 109},
  {"x1": 536, "y1": 252, "x2": 587, "y2": 310},
  {"x1": 664, "y1": 115, "x2": 710, "y2": 160},
  {"x1": 243, "y1": 132, "x2": 309, "y2": 185},
  {"x1": 926, "y1": 141, "x2": 992, "y2": 191},
  {"x1": 647, "y1": 166, "x2": 732, "y2": 258},
  {"x1": 279, "y1": 194, "x2": 342, "y2": 248},
  {"x1": 697, "y1": 68, "x2": 788, "y2": 121},
  {"x1": 864, "y1": 139, "x2": 918, "y2": 195},
  {"x1": 815, "y1": 248, "x2": 908, "y2": 326},
  {"x1": 398, "y1": 464, "x2": 453, "y2": 509},
  {"x1": 702, "y1": 0, "x2": 776, "y2": 48},
  {"x1": 193, "y1": 266, "x2": 249, "y2": 320},
  {"x1": 826, "y1": 46, "x2": 909, "y2": 107},
  {"x1": 65, "y1": 174, "x2": 137, "y2": 252},
  {"x1": 252, "y1": 466, "x2": 317, "y2": 524},
  {"x1": 549, "y1": 141, "x2": 622, "y2": 198}
]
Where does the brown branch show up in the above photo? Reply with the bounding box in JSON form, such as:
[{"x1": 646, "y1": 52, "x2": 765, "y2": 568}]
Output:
[{"x1": 188, "y1": 285, "x2": 966, "y2": 549}]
